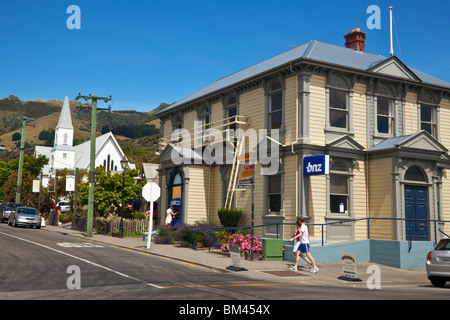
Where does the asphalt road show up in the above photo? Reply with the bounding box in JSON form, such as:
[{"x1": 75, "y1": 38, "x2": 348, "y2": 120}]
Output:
[{"x1": 0, "y1": 223, "x2": 448, "y2": 311}]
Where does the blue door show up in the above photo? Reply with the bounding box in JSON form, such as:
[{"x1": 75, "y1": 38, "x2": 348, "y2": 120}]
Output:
[{"x1": 404, "y1": 185, "x2": 428, "y2": 241}]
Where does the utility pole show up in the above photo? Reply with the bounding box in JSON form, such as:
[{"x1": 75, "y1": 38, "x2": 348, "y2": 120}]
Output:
[
  {"x1": 75, "y1": 94, "x2": 112, "y2": 237},
  {"x1": 15, "y1": 117, "x2": 35, "y2": 204}
]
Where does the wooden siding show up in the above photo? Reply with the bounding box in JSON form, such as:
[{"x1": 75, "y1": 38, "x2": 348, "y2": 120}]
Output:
[
  {"x1": 368, "y1": 157, "x2": 394, "y2": 240},
  {"x1": 284, "y1": 75, "x2": 297, "y2": 144},
  {"x1": 309, "y1": 75, "x2": 326, "y2": 146},
  {"x1": 404, "y1": 91, "x2": 418, "y2": 135},
  {"x1": 353, "y1": 159, "x2": 368, "y2": 240},
  {"x1": 186, "y1": 166, "x2": 209, "y2": 224},
  {"x1": 282, "y1": 154, "x2": 297, "y2": 238},
  {"x1": 353, "y1": 82, "x2": 367, "y2": 149},
  {"x1": 308, "y1": 174, "x2": 326, "y2": 240},
  {"x1": 439, "y1": 98, "x2": 450, "y2": 236}
]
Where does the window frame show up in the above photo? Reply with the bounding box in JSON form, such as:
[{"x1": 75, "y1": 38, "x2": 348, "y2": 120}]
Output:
[
  {"x1": 376, "y1": 96, "x2": 395, "y2": 135},
  {"x1": 325, "y1": 74, "x2": 353, "y2": 134},
  {"x1": 327, "y1": 158, "x2": 353, "y2": 217},
  {"x1": 267, "y1": 79, "x2": 284, "y2": 131}
]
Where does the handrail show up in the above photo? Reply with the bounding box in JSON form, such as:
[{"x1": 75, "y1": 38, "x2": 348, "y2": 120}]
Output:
[
  {"x1": 191, "y1": 217, "x2": 450, "y2": 252},
  {"x1": 160, "y1": 115, "x2": 248, "y2": 150}
]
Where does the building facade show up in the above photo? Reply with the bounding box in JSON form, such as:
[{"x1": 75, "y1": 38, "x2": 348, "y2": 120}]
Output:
[{"x1": 156, "y1": 30, "x2": 450, "y2": 242}]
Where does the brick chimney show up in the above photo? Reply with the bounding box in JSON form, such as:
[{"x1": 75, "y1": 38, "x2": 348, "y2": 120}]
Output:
[{"x1": 344, "y1": 28, "x2": 366, "y2": 51}]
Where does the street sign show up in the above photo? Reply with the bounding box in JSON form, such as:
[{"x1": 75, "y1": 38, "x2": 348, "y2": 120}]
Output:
[
  {"x1": 142, "y1": 182, "x2": 161, "y2": 249},
  {"x1": 142, "y1": 182, "x2": 161, "y2": 202},
  {"x1": 237, "y1": 184, "x2": 253, "y2": 190},
  {"x1": 244, "y1": 165, "x2": 253, "y2": 171},
  {"x1": 239, "y1": 178, "x2": 253, "y2": 185},
  {"x1": 237, "y1": 153, "x2": 253, "y2": 161},
  {"x1": 66, "y1": 175, "x2": 75, "y2": 192},
  {"x1": 241, "y1": 170, "x2": 253, "y2": 178}
]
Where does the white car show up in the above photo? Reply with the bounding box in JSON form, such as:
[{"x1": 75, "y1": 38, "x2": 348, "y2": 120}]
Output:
[
  {"x1": 426, "y1": 238, "x2": 450, "y2": 287},
  {"x1": 57, "y1": 201, "x2": 71, "y2": 213}
]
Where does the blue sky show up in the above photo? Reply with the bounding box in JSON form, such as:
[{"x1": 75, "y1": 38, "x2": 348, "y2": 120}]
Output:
[{"x1": 0, "y1": 0, "x2": 449, "y2": 112}]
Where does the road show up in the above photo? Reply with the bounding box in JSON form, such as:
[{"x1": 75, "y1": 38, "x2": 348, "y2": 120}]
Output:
[{"x1": 0, "y1": 223, "x2": 448, "y2": 310}]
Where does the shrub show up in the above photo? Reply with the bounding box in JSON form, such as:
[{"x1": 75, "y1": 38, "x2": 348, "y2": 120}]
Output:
[
  {"x1": 217, "y1": 208, "x2": 242, "y2": 228},
  {"x1": 154, "y1": 226, "x2": 175, "y2": 244}
]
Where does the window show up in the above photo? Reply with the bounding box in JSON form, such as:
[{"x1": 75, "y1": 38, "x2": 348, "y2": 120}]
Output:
[
  {"x1": 377, "y1": 97, "x2": 394, "y2": 134},
  {"x1": 405, "y1": 165, "x2": 426, "y2": 182},
  {"x1": 268, "y1": 80, "x2": 283, "y2": 130},
  {"x1": 198, "y1": 105, "x2": 211, "y2": 140},
  {"x1": 199, "y1": 105, "x2": 210, "y2": 128},
  {"x1": 226, "y1": 96, "x2": 238, "y2": 131},
  {"x1": 420, "y1": 104, "x2": 436, "y2": 137},
  {"x1": 267, "y1": 174, "x2": 281, "y2": 213},
  {"x1": 329, "y1": 160, "x2": 350, "y2": 214},
  {"x1": 173, "y1": 116, "x2": 183, "y2": 130},
  {"x1": 329, "y1": 89, "x2": 348, "y2": 129}
]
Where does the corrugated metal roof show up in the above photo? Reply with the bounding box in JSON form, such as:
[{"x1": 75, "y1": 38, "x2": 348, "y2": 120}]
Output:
[
  {"x1": 159, "y1": 40, "x2": 450, "y2": 115},
  {"x1": 367, "y1": 134, "x2": 414, "y2": 151}
]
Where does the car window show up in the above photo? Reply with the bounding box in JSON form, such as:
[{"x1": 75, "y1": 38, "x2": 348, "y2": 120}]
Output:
[
  {"x1": 17, "y1": 208, "x2": 39, "y2": 215},
  {"x1": 435, "y1": 239, "x2": 450, "y2": 250},
  {"x1": 59, "y1": 202, "x2": 69, "y2": 206}
]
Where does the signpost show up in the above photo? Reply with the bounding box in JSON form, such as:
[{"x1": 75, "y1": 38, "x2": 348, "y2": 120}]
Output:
[
  {"x1": 142, "y1": 182, "x2": 161, "y2": 249},
  {"x1": 338, "y1": 252, "x2": 362, "y2": 282},
  {"x1": 226, "y1": 244, "x2": 247, "y2": 272}
]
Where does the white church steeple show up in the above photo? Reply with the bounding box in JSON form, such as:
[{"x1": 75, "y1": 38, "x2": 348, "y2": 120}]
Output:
[
  {"x1": 50, "y1": 96, "x2": 75, "y2": 170},
  {"x1": 54, "y1": 96, "x2": 74, "y2": 147}
]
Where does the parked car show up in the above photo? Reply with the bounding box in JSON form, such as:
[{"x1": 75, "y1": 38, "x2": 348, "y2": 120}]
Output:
[
  {"x1": 8, "y1": 206, "x2": 42, "y2": 229},
  {"x1": 1, "y1": 203, "x2": 21, "y2": 223},
  {"x1": 426, "y1": 238, "x2": 450, "y2": 287},
  {"x1": 57, "y1": 201, "x2": 70, "y2": 213}
]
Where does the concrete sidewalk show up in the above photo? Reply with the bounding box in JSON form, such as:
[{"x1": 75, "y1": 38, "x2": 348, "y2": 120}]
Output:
[{"x1": 42, "y1": 224, "x2": 431, "y2": 287}]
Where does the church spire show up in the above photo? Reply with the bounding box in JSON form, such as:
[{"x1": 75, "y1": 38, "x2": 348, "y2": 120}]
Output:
[{"x1": 56, "y1": 96, "x2": 74, "y2": 130}]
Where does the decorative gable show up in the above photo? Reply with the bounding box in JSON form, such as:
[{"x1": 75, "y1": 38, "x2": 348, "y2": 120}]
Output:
[
  {"x1": 327, "y1": 135, "x2": 365, "y2": 151},
  {"x1": 398, "y1": 130, "x2": 448, "y2": 153},
  {"x1": 369, "y1": 56, "x2": 420, "y2": 81}
]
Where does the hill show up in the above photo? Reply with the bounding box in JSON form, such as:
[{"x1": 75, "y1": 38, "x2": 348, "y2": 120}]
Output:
[{"x1": 0, "y1": 95, "x2": 162, "y2": 167}]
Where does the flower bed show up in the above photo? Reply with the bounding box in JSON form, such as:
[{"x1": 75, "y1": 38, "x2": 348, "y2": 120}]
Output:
[{"x1": 220, "y1": 233, "x2": 264, "y2": 260}]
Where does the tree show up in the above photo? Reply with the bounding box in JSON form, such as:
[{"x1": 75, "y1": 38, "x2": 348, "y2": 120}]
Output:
[
  {"x1": 12, "y1": 132, "x2": 21, "y2": 141},
  {"x1": 78, "y1": 167, "x2": 142, "y2": 216},
  {"x1": 0, "y1": 154, "x2": 49, "y2": 203}
]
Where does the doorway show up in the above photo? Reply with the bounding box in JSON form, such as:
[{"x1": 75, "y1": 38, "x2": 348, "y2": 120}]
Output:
[
  {"x1": 404, "y1": 185, "x2": 429, "y2": 241},
  {"x1": 168, "y1": 168, "x2": 183, "y2": 226}
]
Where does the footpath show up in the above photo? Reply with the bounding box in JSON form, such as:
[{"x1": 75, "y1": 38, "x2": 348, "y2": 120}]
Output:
[{"x1": 43, "y1": 223, "x2": 430, "y2": 288}]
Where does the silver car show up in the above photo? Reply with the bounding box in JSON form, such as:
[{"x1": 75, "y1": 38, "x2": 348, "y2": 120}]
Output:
[
  {"x1": 8, "y1": 207, "x2": 42, "y2": 229},
  {"x1": 426, "y1": 238, "x2": 450, "y2": 287}
]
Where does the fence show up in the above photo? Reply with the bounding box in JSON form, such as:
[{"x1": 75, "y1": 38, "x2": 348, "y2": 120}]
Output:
[
  {"x1": 192, "y1": 217, "x2": 450, "y2": 252},
  {"x1": 71, "y1": 215, "x2": 148, "y2": 236}
]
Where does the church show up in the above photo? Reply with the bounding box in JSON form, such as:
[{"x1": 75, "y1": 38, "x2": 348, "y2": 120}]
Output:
[{"x1": 34, "y1": 96, "x2": 131, "y2": 187}]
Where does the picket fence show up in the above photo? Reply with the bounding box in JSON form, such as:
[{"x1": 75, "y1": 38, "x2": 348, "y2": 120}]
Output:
[{"x1": 71, "y1": 215, "x2": 148, "y2": 236}]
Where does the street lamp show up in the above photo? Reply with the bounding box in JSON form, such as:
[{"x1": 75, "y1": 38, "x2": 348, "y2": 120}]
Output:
[{"x1": 119, "y1": 156, "x2": 128, "y2": 238}]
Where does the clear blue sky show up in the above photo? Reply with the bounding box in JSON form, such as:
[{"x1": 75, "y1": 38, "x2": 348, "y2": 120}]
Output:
[{"x1": 0, "y1": 0, "x2": 449, "y2": 112}]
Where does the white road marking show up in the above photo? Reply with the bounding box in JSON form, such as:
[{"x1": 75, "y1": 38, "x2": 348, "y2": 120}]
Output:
[{"x1": 0, "y1": 231, "x2": 162, "y2": 289}]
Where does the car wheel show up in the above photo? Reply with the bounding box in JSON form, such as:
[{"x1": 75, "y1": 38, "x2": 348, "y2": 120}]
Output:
[
  {"x1": 430, "y1": 277, "x2": 447, "y2": 288},
  {"x1": 36, "y1": 225, "x2": 41, "y2": 229}
]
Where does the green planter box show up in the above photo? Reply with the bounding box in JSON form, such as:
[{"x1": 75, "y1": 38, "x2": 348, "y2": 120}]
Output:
[{"x1": 262, "y1": 238, "x2": 283, "y2": 261}]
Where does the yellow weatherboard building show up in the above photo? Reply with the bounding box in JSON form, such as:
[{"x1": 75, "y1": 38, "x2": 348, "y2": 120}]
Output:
[{"x1": 156, "y1": 29, "x2": 450, "y2": 243}]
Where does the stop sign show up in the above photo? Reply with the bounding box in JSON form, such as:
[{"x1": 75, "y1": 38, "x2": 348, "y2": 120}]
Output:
[{"x1": 142, "y1": 182, "x2": 160, "y2": 202}]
